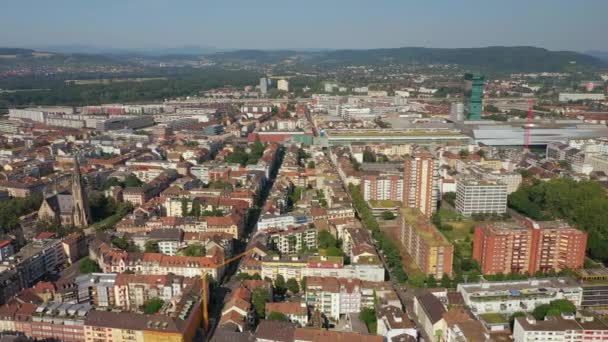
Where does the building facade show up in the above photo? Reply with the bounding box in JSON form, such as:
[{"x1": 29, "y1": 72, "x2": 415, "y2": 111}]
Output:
[
  {"x1": 473, "y1": 220, "x2": 587, "y2": 275},
  {"x1": 403, "y1": 151, "x2": 438, "y2": 218},
  {"x1": 455, "y1": 179, "x2": 508, "y2": 216}
]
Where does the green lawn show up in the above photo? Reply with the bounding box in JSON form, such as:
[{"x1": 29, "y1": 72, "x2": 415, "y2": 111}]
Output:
[{"x1": 479, "y1": 313, "x2": 509, "y2": 324}]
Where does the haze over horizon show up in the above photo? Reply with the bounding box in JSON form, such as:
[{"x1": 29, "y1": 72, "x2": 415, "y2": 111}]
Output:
[{"x1": 1, "y1": 0, "x2": 607, "y2": 53}]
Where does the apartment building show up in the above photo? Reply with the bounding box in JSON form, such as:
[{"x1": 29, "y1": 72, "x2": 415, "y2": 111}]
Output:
[
  {"x1": 513, "y1": 313, "x2": 608, "y2": 342},
  {"x1": 473, "y1": 220, "x2": 587, "y2": 275},
  {"x1": 403, "y1": 151, "x2": 438, "y2": 217},
  {"x1": 400, "y1": 209, "x2": 453, "y2": 277},
  {"x1": 305, "y1": 277, "x2": 393, "y2": 321},
  {"x1": 265, "y1": 225, "x2": 318, "y2": 255},
  {"x1": 113, "y1": 273, "x2": 196, "y2": 310},
  {"x1": 455, "y1": 179, "x2": 507, "y2": 216},
  {"x1": 457, "y1": 278, "x2": 583, "y2": 315},
  {"x1": 260, "y1": 255, "x2": 385, "y2": 282},
  {"x1": 360, "y1": 172, "x2": 403, "y2": 202}
]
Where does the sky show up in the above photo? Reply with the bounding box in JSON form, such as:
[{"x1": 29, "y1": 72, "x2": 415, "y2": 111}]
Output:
[{"x1": 1, "y1": 0, "x2": 607, "y2": 52}]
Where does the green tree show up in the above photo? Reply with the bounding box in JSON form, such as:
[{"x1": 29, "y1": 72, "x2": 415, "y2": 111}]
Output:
[
  {"x1": 300, "y1": 277, "x2": 307, "y2": 291},
  {"x1": 274, "y1": 274, "x2": 287, "y2": 296},
  {"x1": 251, "y1": 288, "x2": 270, "y2": 317},
  {"x1": 408, "y1": 272, "x2": 426, "y2": 288},
  {"x1": 181, "y1": 244, "x2": 206, "y2": 257},
  {"x1": 359, "y1": 307, "x2": 377, "y2": 334},
  {"x1": 124, "y1": 175, "x2": 143, "y2": 187},
  {"x1": 363, "y1": 148, "x2": 376, "y2": 163},
  {"x1": 381, "y1": 211, "x2": 396, "y2": 220},
  {"x1": 458, "y1": 149, "x2": 469, "y2": 158},
  {"x1": 144, "y1": 240, "x2": 159, "y2": 253},
  {"x1": 286, "y1": 278, "x2": 300, "y2": 294},
  {"x1": 307, "y1": 161, "x2": 316, "y2": 169},
  {"x1": 143, "y1": 297, "x2": 164, "y2": 314},
  {"x1": 324, "y1": 246, "x2": 344, "y2": 257},
  {"x1": 267, "y1": 311, "x2": 289, "y2": 321},
  {"x1": 317, "y1": 230, "x2": 337, "y2": 249},
  {"x1": 79, "y1": 258, "x2": 101, "y2": 274},
  {"x1": 426, "y1": 274, "x2": 438, "y2": 288},
  {"x1": 440, "y1": 274, "x2": 452, "y2": 288},
  {"x1": 181, "y1": 199, "x2": 190, "y2": 217}
]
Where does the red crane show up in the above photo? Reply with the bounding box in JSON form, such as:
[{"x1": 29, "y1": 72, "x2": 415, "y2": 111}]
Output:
[{"x1": 524, "y1": 98, "x2": 534, "y2": 152}]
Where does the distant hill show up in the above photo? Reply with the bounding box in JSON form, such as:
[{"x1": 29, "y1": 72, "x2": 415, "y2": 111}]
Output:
[
  {"x1": 0, "y1": 48, "x2": 35, "y2": 56},
  {"x1": 586, "y1": 50, "x2": 608, "y2": 62},
  {"x1": 0, "y1": 48, "x2": 130, "y2": 70},
  {"x1": 207, "y1": 46, "x2": 607, "y2": 71}
]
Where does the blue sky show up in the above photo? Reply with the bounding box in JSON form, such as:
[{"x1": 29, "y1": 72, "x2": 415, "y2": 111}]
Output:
[{"x1": 1, "y1": 0, "x2": 607, "y2": 51}]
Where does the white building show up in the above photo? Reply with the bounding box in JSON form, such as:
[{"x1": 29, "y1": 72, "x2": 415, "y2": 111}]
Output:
[
  {"x1": 513, "y1": 314, "x2": 608, "y2": 342},
  {"x1": 559, "y1": 93, "x2": 606, "y2": 102},
  {"x1": 455, "y1": 179, "x2": 507, "y2": 216},
  {"x1": 277, "y1": 79, "x2": 289, "y2": 92},
  {"x1": 457, "y1": 278, "x2": 583, "y2": 315}
]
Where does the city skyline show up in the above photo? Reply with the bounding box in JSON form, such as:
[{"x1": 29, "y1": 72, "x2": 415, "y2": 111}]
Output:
[{"x1": 1, "y1": 0, "x2": 608, "y2": 52}]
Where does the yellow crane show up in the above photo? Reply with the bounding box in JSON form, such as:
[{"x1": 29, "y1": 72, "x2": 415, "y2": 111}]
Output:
[{"x1": 201, "y1": 249, "x2": 256, "y2": 331}]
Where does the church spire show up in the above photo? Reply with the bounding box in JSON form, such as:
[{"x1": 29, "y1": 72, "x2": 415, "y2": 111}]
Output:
[{"x1": 71, "y1": 156, "x2": 91, "y2": 227}]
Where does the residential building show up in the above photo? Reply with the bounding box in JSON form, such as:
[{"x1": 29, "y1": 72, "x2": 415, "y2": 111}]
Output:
[
  {"x1": 376, "y1": 305, "x2": 417, "y2": 341},
  {"x1": 260, "y1": 78, "x2": 268, "y2": 94},
  {"x1": 473, "y1": 220, "x2": 587, "y2": 275},
  {"x1": 265, "y1": 301, "x2": 308, "y2": 326},
  {"x1": 513, "y1": 313, "x2": 608, "y2": 342},
  {"x1": 455, "y1": 179, "x2": 508, "y2": 216},
  {"x1": 113, "y1": 273, "x2": 196, "y2": 310},
  {"x1": 1, "y1": 238, "x2": 66, "y2": 287},
  {"x1": 457, "y1": 277, "x2": 583, "y2": 314},
  {"x1": 360, "y1": 172, "x2": 403, "y2": 202},
  {"x1": 266, "y1": 226, "x2": 317, "y2": 255},
  {"x1": 413, "y1": 292, "x2": 446, "y2": 341},
  {"x1": 0, "y1": 240, "x2": 15, "y2": 261},
  {"x1": 293, "y1": 328, "x2": 383, "y2": 342},
  {"x1": 403, "y1": 151, "x2": 439, "y2": 218},
  {"x1": 277, "y1": 79, "x2": 289, "y2": 92},
  {"x1": 400, "y1": 209, "x2": 453, "y2": 277},
  {"x1": 61, "y1": 233, "x2": 87, "y2": 265}
]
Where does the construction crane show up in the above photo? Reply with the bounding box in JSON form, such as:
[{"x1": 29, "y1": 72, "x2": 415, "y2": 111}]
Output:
[
  {"x1": 201, "y1": 248, "x2": 256, "y2": 332},
  {"x1": 524, "y1": 98, "x2": 534, "y2": 153}
]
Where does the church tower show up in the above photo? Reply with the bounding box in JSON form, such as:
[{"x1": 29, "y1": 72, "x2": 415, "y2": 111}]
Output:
[{"x1": 71, "y1": 157, "x2": 91, "y2": 227}]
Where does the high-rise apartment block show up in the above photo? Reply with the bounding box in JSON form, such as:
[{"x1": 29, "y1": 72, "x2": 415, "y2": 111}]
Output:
[
  {"x1": 277, "y1": 79, "x2": 289, "y2": 92},
  {"x1": 464, "y1": 73, "x2": 484, "y2": 120},
  {"x1": 400, "y1": 209, "x2": 453, "y2": 278},
  {"x1": 455, "y1": 179, "x2": 508, "y2": 216},
  {"x1": 360, "y1": 173, "x2": 403, "y2": 202},
  {"x1": 473, "y1": 219, "x2": 587, "y2": 275},
  {"x1": 259, "y1": 77, "x2": 268, "y2": 94},
  {"x1": 403, "y1": 151, "x2": 438, "y2": 218}
]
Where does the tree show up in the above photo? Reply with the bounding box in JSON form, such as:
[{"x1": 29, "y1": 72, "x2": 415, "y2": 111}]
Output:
[
  {"x1": 458, "y1": 149, "x2": 469, "y2": 158},
  {"x1": 124, "y1": 175, "x2": 143, "y2": 187},
  {"x1": 359, "y1": 307, "x2": 377, "y2": 334},
  {"x1": 286, "y1": 278, "x2": 300, "y2": 294},
  {"x1": 79, "y1": 258, "x2": 101, "y2": 273},
  {"x1": 145, "y1": 240, "x2": 159, "y2": 253},
  {"x1": 181, "y1": 199, "x2": 189, "y2": 217},
  {"x1": 426, "y1": 274, "x2": 437, "y2": 288},
  {"x1": 408, "y1": 272, "x2": 426, "y2": 288},
  {"x1": 324, "y1": 246, "x2": 344, "y2": 257},
  {"x1": 363, "y1": 148, "x2": 376, "y2": 163},
  {"x1": 143, "y1": 297, "x2": 164, "y2": 314},
  {"x1": 532, "y1": 299, "x2": 576, "y2": 320},
  {"x1": 267, "y1": 311, "x2": 289, "y2": 321},
  {"x1": 381, "y1": 211, "x2": 396, "y2": 220},
  {"x1": 274, "y1": 274, "x2": 287, "y2": 296},
  {"x1": 440, "y1": 274, "x2": 452, "y2": 288},
  {"x1": 251, "y1": 288, "x2": 270, "y2": 317},
  {"x1": 300, "y1": 277, "x2": 307, "y2": 291},
  {"x1": 317, "y1": 230, "x2": 337, "y2": 249},
  {"x1": 181, "y1": 244, "x2": 206, "y2": 257},
  {"x1": 307, "y1": 161, "x2": 316, "y2": 169}
]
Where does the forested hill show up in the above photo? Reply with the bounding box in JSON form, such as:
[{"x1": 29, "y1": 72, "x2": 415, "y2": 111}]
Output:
[{"x1": 207, "y1": 46, "x2": 607, "y2": 72}]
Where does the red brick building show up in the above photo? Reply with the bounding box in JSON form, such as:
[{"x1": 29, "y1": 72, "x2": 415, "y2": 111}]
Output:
[
  {"x1": 403, "y1": 151, "x2": 438, "y2": 218},
  {"x1": 473, "y1": 219, "x2": 587, "y2": 275},
  {"x1": 360, "y1": 173, "x2": 403, "y2": 202}
]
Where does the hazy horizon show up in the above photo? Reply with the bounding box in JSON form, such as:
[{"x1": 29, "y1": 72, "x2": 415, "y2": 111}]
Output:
[{"x1": 1, "y1": 0, "x2": 607, "y2": 52}]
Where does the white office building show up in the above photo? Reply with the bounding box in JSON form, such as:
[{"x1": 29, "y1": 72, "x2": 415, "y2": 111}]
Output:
[{"x1": 455, "y1": 179, "x2": 507, "y2": 216}]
